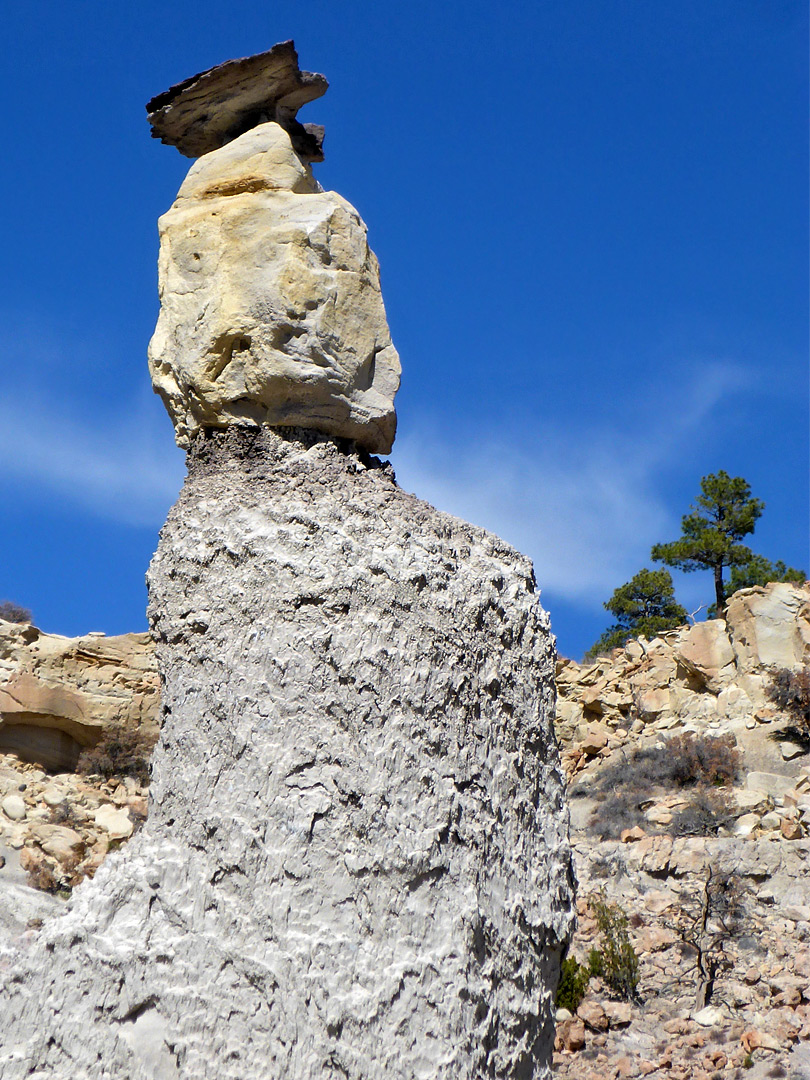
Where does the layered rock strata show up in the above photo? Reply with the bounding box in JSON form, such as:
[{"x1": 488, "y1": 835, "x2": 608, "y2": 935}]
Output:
[
  {"x1": 556, "y1": 581, "x2": 810, "y2": 769},
  {"x1": 0, "y1": 429, "x2": 574, "y2": 1079},
  {"x1": 0, "y1": 620, "x2": 158, "y2": 772},
  {"x1": 146, "y1": 40, "x2": 328, "y2": 162}
]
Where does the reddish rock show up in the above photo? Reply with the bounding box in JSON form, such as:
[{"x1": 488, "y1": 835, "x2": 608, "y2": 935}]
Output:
[
  {"x1": 556, "y1": 1017, "x2": 587, "y2": 1052},
  {"x1": 781, "y1": 816, "x2": 804, "y2": 840},
  {"x1": 577, "y1": 999, "x2": 609, "y2": 1031},
  {"x1": 741, "y1": 1029, "x2": 781, "y2": 1052}
]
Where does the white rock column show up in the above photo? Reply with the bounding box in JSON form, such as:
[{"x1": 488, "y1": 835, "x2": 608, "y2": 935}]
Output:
[{"x1": 0, "y1": 428, "x2": 574, "y2": 1080}]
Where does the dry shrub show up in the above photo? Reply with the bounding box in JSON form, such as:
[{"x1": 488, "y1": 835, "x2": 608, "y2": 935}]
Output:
[
  {"x1": 647, "y1": 733, "x2": 740, "y2": 788},
  {"x1": 585, "y1": 733, "x2": 740, "y2": 840},
  {"x1": 767, "y1": 667, "x2": 810, "y2": 747},
  {"x1": 49, "y1": 800, "x2": 85, "y2": 830},
  {"x1": 670, "y1": 787, "x2": 735, "y2": 837},
  {"x1": 0, "y1": 600, "x2": 32, "y2": 624},
  {"x1": 24, "y1": 850, "x2": 85, "y2": 896},
  {"x1": 77, "y1": 727, "x2": 157, "y2": 785}
]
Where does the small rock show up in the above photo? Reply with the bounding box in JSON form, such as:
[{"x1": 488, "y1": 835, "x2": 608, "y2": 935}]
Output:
[
  {"x1": 602, "y1": 1001, "x2": 632, "y2": 1027},
  {"x1": 580, "y1": 723, "x2": 610, "y2": 755},
  {"x1": 760, "y1": 811, "x2": 781, "y2": 829},
  {"x1": 643, "y1": 889, "x2": 676, "y2": 914},
  {"x1": 38, "y1": 826, "x2": 84, "y2": 862},
  {"x1": 734, "y1": 812, "x2": 760, "y2": 836},
  {"x1": 42, "y1": 787, "x2": 66, "y2": 809},
  {"x1": 556, "y1": 1017, "x2": 586, "y2": 1052},
  {"x1": 555, "y1": 1007, "x2": 573, "y2": 1022},
  {"x1": 692, "y1": 1005, "x2": 725, "y2": 1026},
  {"x1": 663, "y1": 1018, "x2": 693, "y2": 1035},
  {"x1": 2, "y1": 795, "x2": 26, "y2": 821},
  {"x1": 781, "y1": 741, "x2": 806, "y2": 761},
  {"x1": 783, "y1": 904, "x2": 810, "y2": 922},
  {"x1": 644, "y1": 803, "x2": 673, "y2": 826},
  {"x1": 741, "y1": 1028, "x2": 781, "y2": 1052},
  {"x1": 93, "y1": 806, "x2": 133, "y2": 840},
  {"x1": 782, "y1": 817, "x2": 804, "y2": 840},
  {"x1": 577, "y1": 999, "x2": 608, "y2": 1031},
  {"x1": 735, "y1": 788, "x2": 770, "y2": 812},
  {"x1": 620, "y1": 826, "x2": 646, "y2": 843}
]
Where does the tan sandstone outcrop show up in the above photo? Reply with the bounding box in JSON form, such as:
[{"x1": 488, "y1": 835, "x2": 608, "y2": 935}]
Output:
[
  {"x1": 148, "y1": 121, "x2": 400, "y2": 453},
  {"x1": 0, "y1": 620, "x2": 159, "y2": 772},
  {"x1": 556, "y1": 582, "x2": 810, "y2": 749}
]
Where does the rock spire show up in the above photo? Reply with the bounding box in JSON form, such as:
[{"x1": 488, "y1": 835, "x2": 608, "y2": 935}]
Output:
[
  {"x1": 0, "y1": 46, "x2": 574, "y2": 1079},
  {"x1": 147, "y1": 44, "x2": 400, "y2": 455}
]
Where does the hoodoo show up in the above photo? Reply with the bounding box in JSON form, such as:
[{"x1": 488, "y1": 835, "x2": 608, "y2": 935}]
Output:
[{"x1": 0, "y1": 43, "x2": 574, "y2": 1079}]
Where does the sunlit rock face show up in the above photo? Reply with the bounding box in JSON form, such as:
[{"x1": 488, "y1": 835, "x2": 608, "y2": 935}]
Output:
[{"x1": 148, "y1": 122, "x2": 400, "y2": 454}]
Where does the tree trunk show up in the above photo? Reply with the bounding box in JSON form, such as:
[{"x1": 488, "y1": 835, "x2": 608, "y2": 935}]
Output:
[{"x1": 714, "y1": 564, "x2": 726, "y2": 619}]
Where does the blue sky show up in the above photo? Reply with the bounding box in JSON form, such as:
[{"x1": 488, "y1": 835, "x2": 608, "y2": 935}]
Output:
[{"x1": 1, "y1": 0, "x2": 807, "y2": 659}]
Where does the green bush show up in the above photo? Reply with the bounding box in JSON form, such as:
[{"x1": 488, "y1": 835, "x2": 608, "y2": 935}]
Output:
[
  {"x1": 555, "y1": 955, "x2": 591, "y2": 1012},
  {"x1": 589, "y1": 894, "x2": 640, "y2": 1002}
]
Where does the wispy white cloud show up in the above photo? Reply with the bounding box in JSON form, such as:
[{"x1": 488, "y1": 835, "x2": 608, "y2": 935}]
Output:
[
  {"x1": 0, "y1": 397, "x2": 184, "y2": 528},
  {"x1": 0, "y1": 356, "x2": 748, "y2": 591},
  {"x1": 391, "y1": 362, "x2": 748, "y2": 610}
]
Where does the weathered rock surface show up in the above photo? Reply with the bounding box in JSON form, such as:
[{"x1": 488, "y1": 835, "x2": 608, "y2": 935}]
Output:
[
  {"x1": 553, "y1": 581, "x2": 810, "y2": 1080},
  {"x1": 148, "y1": 122, "x2": 400, "y2": 454},
  {"x1": 0, "y1": 620, "x2": 159, "y2": 772},
  {"x1": 147, "y1": 40, "x2": 328, "y2": 162},
  {"x1": 0, "y1": 429, "x2": 574, "y2": 1079},
  {"x1": 556, "y1": 582, "x2": 810, "y2": 761}
]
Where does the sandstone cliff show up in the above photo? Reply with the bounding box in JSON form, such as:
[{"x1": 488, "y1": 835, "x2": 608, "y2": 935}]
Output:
[{"x1": 0, "y1": 619, "x2": 158, "y2": 773}]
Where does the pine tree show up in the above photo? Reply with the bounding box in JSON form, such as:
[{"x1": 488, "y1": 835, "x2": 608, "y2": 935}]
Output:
[
  {"x1": 651, "y1": 471, "x2": 764, "y2": 618},
  {"x1": 706, "y1": 555, "x2": 806, "y2": 616},
  {"x1": 586, "y1": 568, "x2": 687, "y2": 660}
]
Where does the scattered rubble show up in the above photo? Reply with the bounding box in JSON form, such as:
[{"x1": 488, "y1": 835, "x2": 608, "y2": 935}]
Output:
[{"x1": 555, "y1": 582, "x2": 810, "y2": 1079}]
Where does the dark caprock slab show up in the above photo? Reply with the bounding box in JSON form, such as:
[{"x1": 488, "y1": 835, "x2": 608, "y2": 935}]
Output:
[{"x1": 146, "y1": 40, "x2": 328, "y2": 161}]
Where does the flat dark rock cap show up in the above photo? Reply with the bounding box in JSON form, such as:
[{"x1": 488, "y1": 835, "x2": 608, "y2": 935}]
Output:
[{"x1": 146, "y1": 40, "x2": 328, "y2": 161}]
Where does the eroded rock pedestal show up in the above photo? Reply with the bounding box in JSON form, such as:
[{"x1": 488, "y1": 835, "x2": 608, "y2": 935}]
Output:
[{"x1": 0, "y1": 429, "x2": 574, "y2": 1079}]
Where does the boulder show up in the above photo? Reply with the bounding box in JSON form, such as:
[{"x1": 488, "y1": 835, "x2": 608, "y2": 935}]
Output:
[
  {"x1": 580, "y1": 722, "x2": 610, "y2": 755},
  {"x1": 634, "y1": 686, "x2": 670, "y2": 721},
  {"x1": 674, "y1": 620, "x2": 735, "y2": 692},
  {"x1": 747, "y1": 772, "x2": 797, "y2": 799},
  {"x1": 1, "y1": 795, "x2": 26, "y2": 822},
  {"x1": 148, "y1": 123, "x2": 400, "y2": 454},
  {"x1": 727, "y1": 582, "x2": 810, "y2": 672},
  {"x1": 93, "y1": 806, "x2": 133, "y2": 840}
]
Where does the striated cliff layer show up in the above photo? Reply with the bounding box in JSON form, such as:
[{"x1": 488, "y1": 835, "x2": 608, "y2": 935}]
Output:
[
  {"x1": 0, "y1": 429, "x2": 574, "y2": 1079},
  {"x1": 0, "y1": 622, "x2": 158, "y2": 773}
]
